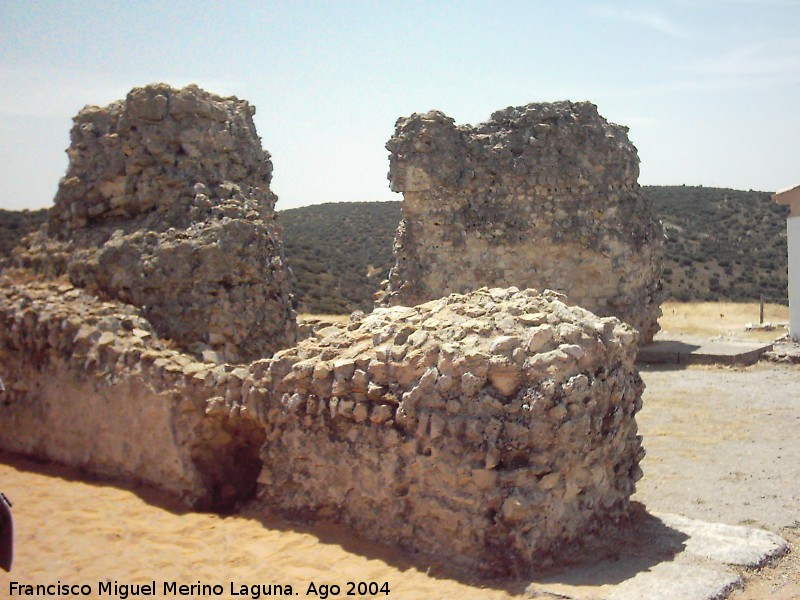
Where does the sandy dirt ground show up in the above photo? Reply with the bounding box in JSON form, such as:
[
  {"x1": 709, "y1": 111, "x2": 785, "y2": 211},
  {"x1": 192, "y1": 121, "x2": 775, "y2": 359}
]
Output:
[
  {"x1": 0, "y1": 456, "x2": 529, "y2": 599},
  {"x1": 1, "y1": 362, "x2": 798, "y2": 599},
  {"x1": 634, "y1": 363, "x2": 800, "y2": 599}
]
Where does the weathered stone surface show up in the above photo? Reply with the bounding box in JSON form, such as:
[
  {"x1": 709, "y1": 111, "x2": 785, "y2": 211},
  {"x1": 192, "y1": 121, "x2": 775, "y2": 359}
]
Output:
[
  {"x1": 1, "y1": 89, "x2": 654, "y2": 575},
  {"x1": 0, "y1": 277, "x2": 647, "y2": 573},
  {"x1": 654, "y1": 512, "x2": 788, "y2": 567},
  {"x1": 13, "y1": 83, "x2": 296, "y2": 362},
  {"x1": 380, "y1": 101, "x2": 663, "y2": 343},
  {"x1": 0, "y1": 276, "x2": 263, "y2": 510},
  {"x1": 251, "y1": 286, "x2": 644, "y2": 574}
]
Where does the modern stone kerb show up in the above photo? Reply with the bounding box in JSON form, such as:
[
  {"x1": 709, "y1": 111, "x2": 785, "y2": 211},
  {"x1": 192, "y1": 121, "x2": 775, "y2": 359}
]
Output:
[
  {"x1": 527, "y1": 512, "x2": 789, "y2": 599},
  {"x1": 381, "y1": 101, "x2": 664, "y2": 344}
]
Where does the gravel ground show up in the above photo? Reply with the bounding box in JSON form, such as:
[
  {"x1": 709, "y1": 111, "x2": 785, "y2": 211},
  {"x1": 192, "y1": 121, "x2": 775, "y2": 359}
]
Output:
[{"x1": 635, "y1": 362, "x2": 800, "y2": 597}]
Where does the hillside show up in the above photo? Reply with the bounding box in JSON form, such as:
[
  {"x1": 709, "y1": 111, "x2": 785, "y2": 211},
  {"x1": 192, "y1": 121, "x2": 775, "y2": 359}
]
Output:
[
  {"x1": 1, "y1": 187, "x2": 790, "y2": 314},
  {"x1": 0, "y1": 208, "x2": 47, "y2": 259},
  {"x1": 279, "y1": 186, "x2": 789, "y2": 314},
  {"x1": 650, "y1": 186, "x2": 788, "y2": 303},
  {"x1": 279, "y1": 201, "x2": 400, "y2": 314}
]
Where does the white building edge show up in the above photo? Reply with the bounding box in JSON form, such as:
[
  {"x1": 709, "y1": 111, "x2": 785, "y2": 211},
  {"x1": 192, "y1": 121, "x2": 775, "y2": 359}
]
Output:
[{"x1": 773, "y1": 184, "x2": 800, "y2": 342}]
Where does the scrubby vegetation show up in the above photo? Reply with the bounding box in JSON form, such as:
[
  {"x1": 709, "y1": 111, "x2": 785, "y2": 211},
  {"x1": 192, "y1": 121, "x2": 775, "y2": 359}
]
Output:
[
  {"x1": 0, "y1": 208, "x2": 47, "y2": 259},
  {"x1": 279, "y1": 187, "x2": 789, "y2": 313},
  {"x1": 1, "y1": 186, "x2": 790, "y2": 314},
  {"x1": 649, "y1": 186, "x2": 788, "y2": 304},
  {"x1": 279, "y1": 201, "x2": 400, "y2": 314}
]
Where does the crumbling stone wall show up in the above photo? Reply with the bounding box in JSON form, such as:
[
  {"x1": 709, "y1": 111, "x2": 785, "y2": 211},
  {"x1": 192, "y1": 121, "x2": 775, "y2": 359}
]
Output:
[
  {"x1": 13, "y1": 84, "x2": 296, "y2": 362},
  {"x1": 1, "y1": 88, "x2": 650, "y2": 573},
  {"x1": 0, "y1": 276, "x2": 645, "y2": 571},
  {"x1": 381, "y1": 102, "x2": 663, "y2": 343},
  {"x1": 0, "y1": 276, "x2": 264, "y2": 510},
  {"x1": 249, "y1": 287, "x2": 644, "y2": 573}
]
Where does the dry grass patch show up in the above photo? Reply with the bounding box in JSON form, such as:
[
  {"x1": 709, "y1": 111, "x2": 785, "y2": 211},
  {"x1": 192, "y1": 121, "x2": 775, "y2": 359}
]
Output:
[{"x1": 659, "y1": 301, "x2": 789, "y2": 341}]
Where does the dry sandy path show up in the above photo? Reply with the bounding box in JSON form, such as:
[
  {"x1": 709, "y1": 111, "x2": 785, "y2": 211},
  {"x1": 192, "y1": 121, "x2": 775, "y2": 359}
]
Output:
[
  {"x1": 635, "y1": 363, "x2": 800, "y2": 599},
  {"x1": 0, "y1": 363, "x2": 798, "y2": 599},
  {"x1": 635, "y1": 363, "x2": 800, "y2": 531},
  {"x1": 0, "y1": 457, "x2": 524, "y2": 599}
]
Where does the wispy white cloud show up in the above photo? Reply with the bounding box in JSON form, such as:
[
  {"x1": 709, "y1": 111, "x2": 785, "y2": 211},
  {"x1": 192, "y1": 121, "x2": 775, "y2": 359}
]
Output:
[
  {"x1": 589, "y1": 5, "x2": 693, "y2": 39},
  {"x1": 688, "y1": 39, "x2": 800, "y2": 77},
  {"x1": 671, "y1": 0, "x2": 800, "y2": 10},
  {"x1": 581, "y1": 34, "x2": 800, "y2": 100},
  {"x1": 706, "y1": 0, "x2": 800, "y2": 6},
  {"x1": 586, "y1": 68, "x2": 797, "y2": 101}
]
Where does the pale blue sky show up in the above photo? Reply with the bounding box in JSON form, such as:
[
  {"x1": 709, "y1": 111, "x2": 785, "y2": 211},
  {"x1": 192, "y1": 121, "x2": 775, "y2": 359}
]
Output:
[{"x1": 1, "y1": 0, "x2": 799, "y2": 211}]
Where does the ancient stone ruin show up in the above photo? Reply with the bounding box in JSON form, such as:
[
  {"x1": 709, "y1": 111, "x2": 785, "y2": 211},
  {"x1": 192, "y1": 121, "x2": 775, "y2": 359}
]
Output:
[
  {"x1": 0, "y1": 276, "x2": 644, "y2": 570},
  {"x1": 14, "y1": 83, "x2": 296, "y2": 362},
  {"x1": 250, "y1": 287, "x2": 644, "y2": 573},
  {"x1": 0, "y1": 277, "x2": 265, "y2": 509},
  {"x1": 0, "y1": 87, "x2": 649, "y2": 574},
  {"x1": 381, "y1": 102, "x2": 664, "y2": 343}
]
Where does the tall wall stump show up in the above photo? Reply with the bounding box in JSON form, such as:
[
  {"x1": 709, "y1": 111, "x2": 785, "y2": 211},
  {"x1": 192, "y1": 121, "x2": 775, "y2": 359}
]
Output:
[
  {"x1": 381, "y1": 102, "x2": 664, "y2": 343},
  {"x1": 14, "y1": 83, "x2": 296, "y2": 362}
]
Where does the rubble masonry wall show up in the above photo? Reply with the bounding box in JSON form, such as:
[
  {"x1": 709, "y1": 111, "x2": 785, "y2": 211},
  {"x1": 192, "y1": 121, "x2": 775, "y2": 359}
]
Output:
[
  {"x1": 0, "y1": 278, "x2": 264, "y2": 510},
  {"x1": 382, "y1": 102, "x2": 664, "y2": 343},
  {"x1": 1, "y1": 88, "x2": 648, "y2": 574},
  {"x1": 12, "y1": 84, "x2": 296, "y2": 363},
  {"x1": 250, "y1": 287, "x2": 644, "y2": 574},
  {"x1": 0, "y1": 281, "x2": 644, "y2": 572}
]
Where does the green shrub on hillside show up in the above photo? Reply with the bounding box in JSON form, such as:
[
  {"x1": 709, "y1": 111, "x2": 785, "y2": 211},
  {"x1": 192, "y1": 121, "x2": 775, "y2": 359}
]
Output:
[
  {"x1": 279, "y1": 201, "x2": 401, "y2": 314},
  {"x1": 281, "y1": 187, "x2": 789, "y2": 314},
  {"x1": 645, "y1": 186, "x2": 788, "y2": 305},
  {"x1": 0, "y1": 208, "x2": 47, "y2": 258},
  {"x1": 2, "y1": 186, "x2": 789, "y2": 314}
]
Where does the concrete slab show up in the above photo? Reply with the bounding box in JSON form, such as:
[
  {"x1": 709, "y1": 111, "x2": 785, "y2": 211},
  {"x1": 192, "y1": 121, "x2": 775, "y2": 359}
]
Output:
[
  {"x1": 654, "y1": 513, "x2": 788, "y2": 567},
  {"x1": 637, "y1": 339, "x2": 773, "y2": 366},
  {"x1": 525, "y1": 512, "x2": 788, "y2": 600},
  {"x1": 606, "y1": 563, "x2": 741, "y2": 600}
]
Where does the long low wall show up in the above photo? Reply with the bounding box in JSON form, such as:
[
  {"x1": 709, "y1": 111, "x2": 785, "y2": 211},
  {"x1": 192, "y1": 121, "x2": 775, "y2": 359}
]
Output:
[
  {"x1": 0, "y1": 276, "x2": 264, "y2": 510},
  {"x1": 1, "y1": 278, "x2": 645, "y2": 573}
]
